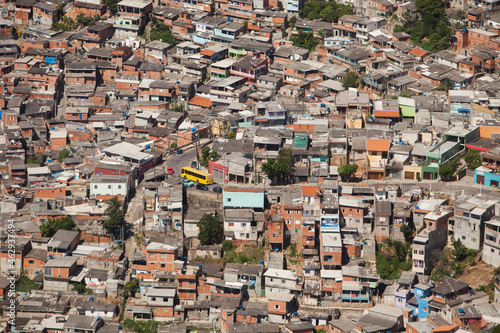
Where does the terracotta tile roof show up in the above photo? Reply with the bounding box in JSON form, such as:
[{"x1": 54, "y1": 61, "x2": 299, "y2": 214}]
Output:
[
  {"x1": 367, "y1": 139, "x2": 391, "y2": 152},
  {"x1": 201, "y1": 49, "x2": 215, "y2": 56},
  {"x1": 374, "y1": 110, "x2": 400, "y2": 118},
  {"x1": 189, "y1": 96, "x2": 212, "y2": 108},
  {"x1": 301, "y1": 186, "x2": 320, "y2": 196},
  {"x1": 409, "y1": 47, "x2": 429, "y2": 58},
  {"x1": 431, "y1": 326, "x2": 460, "y2": 332}
]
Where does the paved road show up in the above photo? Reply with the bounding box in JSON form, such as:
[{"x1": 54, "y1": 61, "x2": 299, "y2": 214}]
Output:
[{"x1": 166, "y1": 148, "x2": 198, "y2": 175}]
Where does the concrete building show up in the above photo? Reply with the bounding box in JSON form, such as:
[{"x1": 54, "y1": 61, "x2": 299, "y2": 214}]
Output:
[
  {"x1": 451, "y1": 195, "x2": 496, "y2": 250},
  {"x1": 89, "y1": 175, "x2": 129, "y2": 201}
]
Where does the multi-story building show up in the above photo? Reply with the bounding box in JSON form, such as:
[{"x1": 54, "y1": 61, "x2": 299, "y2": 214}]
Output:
[
  {"x1": 483, "y1": 218, "x2": 500, "y2": 267},
  {"x1": 224, "y1": 263, "x2": 264, "y2": 297},
  {"x1": 43, "y1": 256, "x2": 78, "y2": 291},
  {"x1": 451, "y1": 195, "x2": 496, "y2": 250},
  {"x1": 145, "y1": 242, "x2": 178, "y2": 272},
  {"x1": 114, "y1": 0, "x2": 152, "y2": 37},
  {"x1": 264, "y1": 268, "x2": 302, "y2": 296},
  {"x1": 412, "y1": 208, "x2": 453, "y2": 274}
]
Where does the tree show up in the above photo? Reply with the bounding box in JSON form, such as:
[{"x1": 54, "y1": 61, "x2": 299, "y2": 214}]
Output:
[
  {"x1": 76, "y1": 14, "x2": 100, "y2": 26},
  {"x1": 58, "y1": 149, "x2": 71, "y2": 162},
  {"x1": 438, "y1": 163, "x2": 455, "y2": 181},
  {"x1": 400, "y1": 225, "x2": 413, "y2": 243},
  {"x1": 52, "y1": 16, "x2": 78, "y2": 31},
  {"x1": 198, "y1": 213, "x2": 223, "y2": 245},
  {"x1": 170, "y1": 142, "x2": 177, "y2": 149},
  {"x1": 171, "y1": 103, "x2": 184, "y2": 112},
  {"x1": 26, "y1": 154, "x2": 45, "y2": 165},
  {"x1": 101, "y1": 0, "x2": 120, "y2": 14},
  {"x1": 222, "y1": 240, "x2": 233, "y2": 252},
  {"x1": 395, "y1": 0, "x2": 451, "y2": 52},
  {"x1": 342, "y1": 72, "x2": 359, "y2": 89},
  {"x1": 103, "y1": 198, "x2": 124, "y2": 238},
  {"x1": 229, "y1": 132, "x2": 236, "y2": 140},
  {"x1": 149, "y1": 17, "x2": 178, "y2": 46},
  {"x1": 71, "y1": 282, "x2": 90, "y2": 294},
  {"x1": 200, "y1": 146, "x2": 220, "y2": 167},
  {"x1": 289, "y1": 16, "x2": 297, "y2": 27},
  {"x1": 464, "y1": 149, "x2": 481, "y2": 170},
  {"x1": 261, "y1": 148, "x2": 293, "y2": 184},
  {"x1": 338, "y1": 163, "x2": 358, "y2": 181},
  {"x1": 299, "y1": 0, "x2": 352, "y2": 23},
  {"x1": 437, "y1": 78, "x2": 454, "y2": 91},
  {"x1": 40, "y1": 216, "x2": 77, "y2": 237},
  {"x1": 290, "y1": 32, "x2": 319, "y2": 51},
  {"x1": 452, "y1": 239, "x2": 468, "y2": 262},
  {"x1": 124, "y1": 279, "x2": 139, "y2": 297}
]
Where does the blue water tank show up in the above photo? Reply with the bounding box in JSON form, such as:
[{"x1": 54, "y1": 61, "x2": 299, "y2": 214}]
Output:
[
  {"x1": 321, "y1": 103, "x2": 325, "y2": 107},
  {"x1": 146, "y1": 144, "x2": 151, "y2": 149},
  {"x1": 258, "y1": 260, "x2": 264, "y2": 265},
  {"x1": 50, "y1": 127, "x2": 55, "y2": 130},
  {"x1": 90, "y1": 296, "x2": 94, "y2": 300},
  {"x1": 415, "y1": 206, "x2": 420, "y2": 209},
  {"x1": 122, "y1": 113, "x2": 127, "y2": 117}
]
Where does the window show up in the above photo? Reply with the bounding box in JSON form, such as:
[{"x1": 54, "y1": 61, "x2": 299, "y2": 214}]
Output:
[
  {"x1": 152, "y1": 298, "x2": 156, "y2": 301},
  {"x1": 274, "y1": 304, "x2": 280, "y2": 309},
  {"x1": 461, "y1": 235, "x2": 466, "y2": 240},
  {"x1": 28, "y1": 260, "x2": 34, "y2": 264},
  {"x1": 160, "y1": 264, "x2": 166, "y2": 268},
  {"x1": 227, "y1": 198, "x2": 232, "y2": 202},
  {"x1": 118, "y1": 185, "x2": 122, "y2": 189},
  {"x1": 94, "y1": 185, "x2": 98, "y2": 189},
  {"x1": 108, "y1": 185, "x2": 111, "y2": 189},
  {"x1": 105, "y1": 262, "x2": 109, "y2": 267}
]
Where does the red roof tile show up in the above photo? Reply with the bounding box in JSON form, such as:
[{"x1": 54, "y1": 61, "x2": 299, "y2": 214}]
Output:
[
  {"x1": 301, "y1": 186, "x2": 320, "y2": 196},
  {"x1": 189, "y1": 96, "x2": 212, "y2": 108},
  {"x1": 374, "y1": 110, "x2": 400, "y2": 118},
  {"x1": 367, "y1": 139, "x2": 391, "y2": 152}
]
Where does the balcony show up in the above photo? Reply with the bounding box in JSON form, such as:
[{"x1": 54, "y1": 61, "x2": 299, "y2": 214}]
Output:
[{"x1": 341, "y1": 294, "x2": 370, "y2": 302}]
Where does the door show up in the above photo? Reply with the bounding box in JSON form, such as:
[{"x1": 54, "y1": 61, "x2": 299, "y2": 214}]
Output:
[
  {"x1": 405, "y1": 171, "x2": 414, "y2": 180},
  {"x1": 477, "y1": 175, "x2": 485, "y2": 185}
]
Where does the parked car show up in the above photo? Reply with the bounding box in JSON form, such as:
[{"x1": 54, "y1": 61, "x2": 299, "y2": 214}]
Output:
[
  {"x1": 167, "y1": 167, "x2": 174, "y2": 174},
  {"x1": 213, "y1": 186, "x2": 223, "y2": 193},
  {"x1": 196, "y1": 184, "x2": 208, "y2": 191},
  {"x1": 176, "y1": 149, "x2": 183, "y2": 154},
  {"x1": 183, "y1": 179, "x2": 195, "y2": 187}
]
